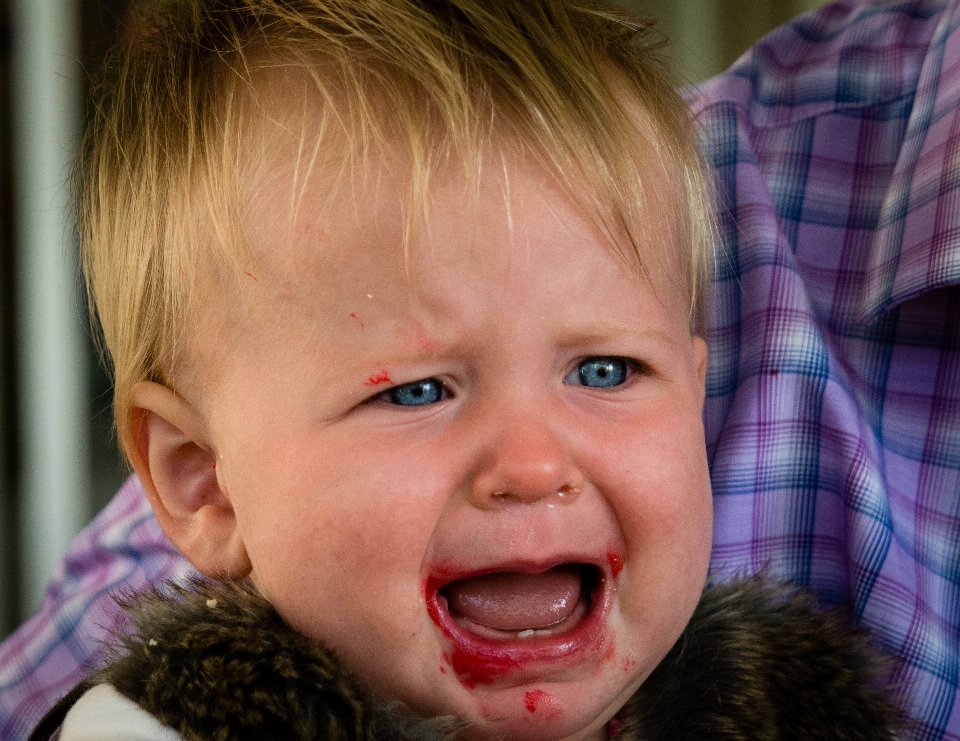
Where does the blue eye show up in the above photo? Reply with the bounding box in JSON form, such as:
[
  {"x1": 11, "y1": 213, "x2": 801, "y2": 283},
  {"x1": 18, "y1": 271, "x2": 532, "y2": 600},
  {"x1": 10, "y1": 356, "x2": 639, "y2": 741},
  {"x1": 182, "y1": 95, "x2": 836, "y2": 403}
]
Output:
[
  {"x1": 566, "y1": 357, "x2": 629, "y2": 388},
  {"x1": 384, "y1": 378, "x2": 446, "y2": 406}
]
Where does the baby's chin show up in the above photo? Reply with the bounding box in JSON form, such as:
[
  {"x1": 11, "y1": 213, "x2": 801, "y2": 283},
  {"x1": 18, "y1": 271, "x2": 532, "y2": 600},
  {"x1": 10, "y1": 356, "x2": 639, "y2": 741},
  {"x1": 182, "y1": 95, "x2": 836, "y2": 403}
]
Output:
[
  {"x1": 455, "y1": 681, "x2": 633, "y2": 741},
  {"x1": 365, "y1": 636, "x2": 643, "y2": 741}
]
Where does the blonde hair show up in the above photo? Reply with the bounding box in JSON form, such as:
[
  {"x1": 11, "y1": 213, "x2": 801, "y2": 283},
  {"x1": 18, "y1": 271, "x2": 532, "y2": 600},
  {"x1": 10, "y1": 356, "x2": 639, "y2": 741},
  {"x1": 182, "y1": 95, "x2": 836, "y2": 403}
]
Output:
[{"x1": 80, "y1": 0, "x2": 713, "y2": 450}]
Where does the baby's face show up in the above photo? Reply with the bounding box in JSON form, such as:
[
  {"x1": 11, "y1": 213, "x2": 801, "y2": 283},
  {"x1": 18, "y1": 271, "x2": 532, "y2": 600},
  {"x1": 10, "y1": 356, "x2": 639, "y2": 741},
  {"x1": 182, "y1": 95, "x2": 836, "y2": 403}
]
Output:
[{"x1": 196, "y1": 157, "x2": 711, "y2": 741}]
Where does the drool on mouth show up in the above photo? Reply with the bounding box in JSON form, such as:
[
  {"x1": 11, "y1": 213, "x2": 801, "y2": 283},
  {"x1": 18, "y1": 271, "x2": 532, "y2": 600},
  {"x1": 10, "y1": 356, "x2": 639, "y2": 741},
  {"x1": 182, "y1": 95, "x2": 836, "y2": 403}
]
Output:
[{"x1": 425, "y1": 564, "x2": 609, "y2": 687}]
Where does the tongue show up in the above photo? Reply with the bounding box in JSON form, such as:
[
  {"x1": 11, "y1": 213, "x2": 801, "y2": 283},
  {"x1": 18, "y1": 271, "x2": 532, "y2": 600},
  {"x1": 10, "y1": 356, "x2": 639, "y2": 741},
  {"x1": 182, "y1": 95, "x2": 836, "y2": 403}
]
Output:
[{"x1": 442, "y1": 565, "x2": 583, "y2": 631}]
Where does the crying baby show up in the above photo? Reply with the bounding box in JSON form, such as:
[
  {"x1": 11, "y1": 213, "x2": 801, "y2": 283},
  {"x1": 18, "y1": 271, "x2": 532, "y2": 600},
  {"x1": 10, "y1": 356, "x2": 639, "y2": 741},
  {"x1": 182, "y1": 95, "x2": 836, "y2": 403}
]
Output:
[{"x1": 34, "y1": 0, "x2": 901, "y2": 739}]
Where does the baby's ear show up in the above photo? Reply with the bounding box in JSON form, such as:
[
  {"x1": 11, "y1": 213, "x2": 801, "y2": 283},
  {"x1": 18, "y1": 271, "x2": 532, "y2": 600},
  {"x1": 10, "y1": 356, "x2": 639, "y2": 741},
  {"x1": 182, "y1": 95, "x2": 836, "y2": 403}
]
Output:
[{"x1": 126, "y1": 381, "x2": 251, "y2": 579}]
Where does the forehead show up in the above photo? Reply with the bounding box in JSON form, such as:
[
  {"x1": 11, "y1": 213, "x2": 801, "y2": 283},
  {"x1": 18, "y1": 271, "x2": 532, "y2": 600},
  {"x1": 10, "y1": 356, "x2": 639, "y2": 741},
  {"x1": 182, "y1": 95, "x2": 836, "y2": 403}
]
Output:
[
  {"x1": 180, "y1": 142, "x2": 692, "y2": 405},
  {"x1": 226, "y1": 70, "x2": 686, "y2": 276},
  {"x1": 234, "y1": 128, "x2": 685, "y2": 305}
]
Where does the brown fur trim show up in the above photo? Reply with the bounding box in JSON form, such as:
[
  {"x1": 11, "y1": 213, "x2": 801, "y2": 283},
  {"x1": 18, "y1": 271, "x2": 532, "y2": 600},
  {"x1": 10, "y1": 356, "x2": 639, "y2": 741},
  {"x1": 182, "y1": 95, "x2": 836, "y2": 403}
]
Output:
[
  {"x1": 92, "y1": 579, "x2": 461, "y2": 741},
  {"x1": 39, "y1": 576, "x2": 902, "y2": 741},
  {"x1": 622, "y1": 576, "x2": 903, "y2": 740}
]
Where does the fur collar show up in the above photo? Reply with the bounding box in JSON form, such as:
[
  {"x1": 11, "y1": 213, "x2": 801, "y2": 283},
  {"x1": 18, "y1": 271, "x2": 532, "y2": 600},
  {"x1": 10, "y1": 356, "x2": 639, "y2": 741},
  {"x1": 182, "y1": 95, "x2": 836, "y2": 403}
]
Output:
[{"x1": 33, "y1": 576, "x2": 901, "y2": 740}]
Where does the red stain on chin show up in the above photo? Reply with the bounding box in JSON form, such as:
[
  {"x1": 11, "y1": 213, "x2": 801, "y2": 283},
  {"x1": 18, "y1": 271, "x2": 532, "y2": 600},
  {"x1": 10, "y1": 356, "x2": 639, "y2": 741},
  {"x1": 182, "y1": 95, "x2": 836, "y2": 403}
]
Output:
[
  {"x1": 524, "y1": 690, "x2": 547, "y2": 713},
  {"x1": 607, "y1": 551, "x2": 624, "y2": 579},
  {"x1": 449, "y1": 649, "x2": 521, "y2": 688},
  {"x1": 523, "y1": 690, "x2": 561, "y2": 717},
  {"x1": 350, "y1": 312, "x2": 366, "y2": 328},
  {"x1": 364, "y1": 371, "x2": 392, "y2": 386}
]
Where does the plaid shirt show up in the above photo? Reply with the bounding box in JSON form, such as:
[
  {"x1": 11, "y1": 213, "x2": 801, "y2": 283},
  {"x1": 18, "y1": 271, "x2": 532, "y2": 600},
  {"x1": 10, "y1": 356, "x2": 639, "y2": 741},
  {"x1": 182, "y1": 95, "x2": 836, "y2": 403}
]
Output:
[
  {"x1": 2, "y1": 1, "x2": 960, "y2": 738},
  {"x1": 693, "y1": 0, "x2": 960, "y2": 738}
]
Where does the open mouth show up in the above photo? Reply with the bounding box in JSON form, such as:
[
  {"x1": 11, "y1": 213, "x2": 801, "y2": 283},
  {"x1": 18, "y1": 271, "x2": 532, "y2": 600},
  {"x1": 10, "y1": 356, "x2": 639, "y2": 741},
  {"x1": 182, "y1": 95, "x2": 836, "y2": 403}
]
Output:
[
  {"x1": 426, "y1": 563, "x2": 609, "y2": 686},
  {"x1": 439, "y1": 564, "x2": 600, "y2": 640}
]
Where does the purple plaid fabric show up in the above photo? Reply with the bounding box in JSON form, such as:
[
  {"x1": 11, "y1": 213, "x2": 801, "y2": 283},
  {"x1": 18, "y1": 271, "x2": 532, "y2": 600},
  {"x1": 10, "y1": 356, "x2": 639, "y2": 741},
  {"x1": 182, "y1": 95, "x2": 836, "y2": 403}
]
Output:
[
  {"x1": 2, "y1": 1, "x2": 960, "y2": 738},
  {"x1": 0, "y1": 478, "x2": 194, "y2": 739},
  {"x1": 693, "y1": 1, "x2": 960, "y2": 738}
]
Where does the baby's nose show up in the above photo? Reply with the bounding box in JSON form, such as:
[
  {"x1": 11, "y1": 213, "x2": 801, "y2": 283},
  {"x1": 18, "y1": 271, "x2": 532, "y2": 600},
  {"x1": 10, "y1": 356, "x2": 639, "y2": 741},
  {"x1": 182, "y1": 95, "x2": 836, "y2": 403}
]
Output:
[{"x1": 469, "y1": 417, "x2": 584, "y2": 510}]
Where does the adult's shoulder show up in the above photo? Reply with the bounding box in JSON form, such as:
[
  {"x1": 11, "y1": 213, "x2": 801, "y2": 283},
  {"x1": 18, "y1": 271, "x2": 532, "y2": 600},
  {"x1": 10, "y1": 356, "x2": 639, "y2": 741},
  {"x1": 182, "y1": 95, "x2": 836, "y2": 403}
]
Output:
[{"x1": 687, "y1": 0, "x2": 951, "y2": 130}]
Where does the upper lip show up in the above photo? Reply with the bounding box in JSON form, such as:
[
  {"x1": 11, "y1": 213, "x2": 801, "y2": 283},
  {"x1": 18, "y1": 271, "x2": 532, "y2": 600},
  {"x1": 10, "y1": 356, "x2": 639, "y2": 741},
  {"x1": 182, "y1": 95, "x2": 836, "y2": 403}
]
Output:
[{"x1": 425, "y1": 553, "x2": 613, "y2": 587}]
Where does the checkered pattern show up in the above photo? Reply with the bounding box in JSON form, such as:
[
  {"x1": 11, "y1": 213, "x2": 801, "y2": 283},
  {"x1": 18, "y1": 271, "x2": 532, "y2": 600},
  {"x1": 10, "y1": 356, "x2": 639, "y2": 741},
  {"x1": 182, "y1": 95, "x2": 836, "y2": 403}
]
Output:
[
  {"x1": 693, "y1": 1, "x2": 960, "y2": 738},
  {"x1": 1, "y1": 1, "x2": 959, "y2": 738},
  {"x1": 0, "y1": 478, "x2": 194, "y2": 740}
]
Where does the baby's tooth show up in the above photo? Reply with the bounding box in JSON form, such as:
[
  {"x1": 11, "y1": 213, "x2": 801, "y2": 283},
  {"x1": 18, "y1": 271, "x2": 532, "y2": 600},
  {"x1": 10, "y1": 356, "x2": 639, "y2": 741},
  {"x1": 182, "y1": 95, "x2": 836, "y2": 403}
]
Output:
[{"x1": 517, "y1": 629, "x2": 536, "y2": 639}]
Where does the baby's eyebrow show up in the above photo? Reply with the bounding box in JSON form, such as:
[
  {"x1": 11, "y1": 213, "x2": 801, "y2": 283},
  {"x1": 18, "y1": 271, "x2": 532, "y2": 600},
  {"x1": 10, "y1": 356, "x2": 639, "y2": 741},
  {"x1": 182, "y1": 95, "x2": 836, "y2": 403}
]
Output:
[{"x1": 553, "y1": 322, "x2": 676, "y2": 349}]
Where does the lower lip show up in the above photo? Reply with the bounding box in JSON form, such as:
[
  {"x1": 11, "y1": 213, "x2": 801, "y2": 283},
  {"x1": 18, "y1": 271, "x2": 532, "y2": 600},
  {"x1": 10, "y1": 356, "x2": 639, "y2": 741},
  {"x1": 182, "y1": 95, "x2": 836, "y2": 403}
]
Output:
[{"x1": 424, "y1": 569, "x2": 610, "y2": 688}]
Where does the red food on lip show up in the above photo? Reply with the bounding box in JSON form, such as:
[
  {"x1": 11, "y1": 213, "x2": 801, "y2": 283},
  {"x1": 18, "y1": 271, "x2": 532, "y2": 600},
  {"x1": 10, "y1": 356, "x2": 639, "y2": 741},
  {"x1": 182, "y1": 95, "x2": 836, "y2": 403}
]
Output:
[
  {"x1": 425, "y1": 563, "x2": 609, "y2": 687},
  {"x1": 450, "y1": 648, "x2": 522, "y2": 687},
  {"x1": 442, "y1": 565, "x2": 583, "y2": 631},
  {"x1": 607, "y1": 551, "x2": 624, "y2": 579}
]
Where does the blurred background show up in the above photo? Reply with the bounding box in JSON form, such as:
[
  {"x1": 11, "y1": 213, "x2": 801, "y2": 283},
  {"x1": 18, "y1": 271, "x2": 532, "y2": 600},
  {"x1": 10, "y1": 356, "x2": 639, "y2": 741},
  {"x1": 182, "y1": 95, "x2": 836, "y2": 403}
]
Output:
[{"x1": 0, "y1": 0, "x2": 832, "y2": 639}]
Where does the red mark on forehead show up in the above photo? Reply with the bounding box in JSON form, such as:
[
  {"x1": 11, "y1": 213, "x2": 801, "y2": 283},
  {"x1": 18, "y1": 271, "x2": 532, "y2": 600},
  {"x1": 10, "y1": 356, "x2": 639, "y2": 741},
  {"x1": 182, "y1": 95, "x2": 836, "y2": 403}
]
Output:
[
  {"x1": 350, "y1": 312, "x2": 365, "y2": 328},
  {"x1": 607, "y1": 551, "x2": 624, "y2": 579},
  {"x1": 365, "y1": 371, "x2": 392, "y2": 386},
  {"x1": 244, "y1": 271, "x2": 259, "y2": 282}
]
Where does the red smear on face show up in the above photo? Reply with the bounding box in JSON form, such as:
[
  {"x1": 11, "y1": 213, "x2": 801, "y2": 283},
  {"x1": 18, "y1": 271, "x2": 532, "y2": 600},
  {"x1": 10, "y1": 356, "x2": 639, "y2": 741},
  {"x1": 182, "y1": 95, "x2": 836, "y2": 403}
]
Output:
[
  {"x1": 423, "y1": 573, "x2": 452, "y2": 645},
  {"x1": 426, "y1": 573, "x2": 523, "y2": 687},
  {"x1": 364, "y1": 371, "x2": 392, "y2": 386},
  {"x1": 350, "y1": 312, "x2": 366, "y2": 328},
  {"x1": 592, "y1": 633, "x2": 616, "y2": 676},
  {"x1": 244, "y1": 271, "x2": 259, "y2": 282},
  {"x1": 524, "y1": 690, "x2": 561, "y2": 718},
  {"x1": 439, "y1": 666, "x2": 447, "y2": 674},
  {"x1": 425, "y1": 570, "x2": 606, "y2": 690},
  {"x1": 450, "y1": 649, "x2": 522, "y2": 688},
  {"x1": 607, "y1": 551, "x2": 624, "y2": 579},
  {"x1": 524, "y1": 690, "x2": 548, "y2": 713}
]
